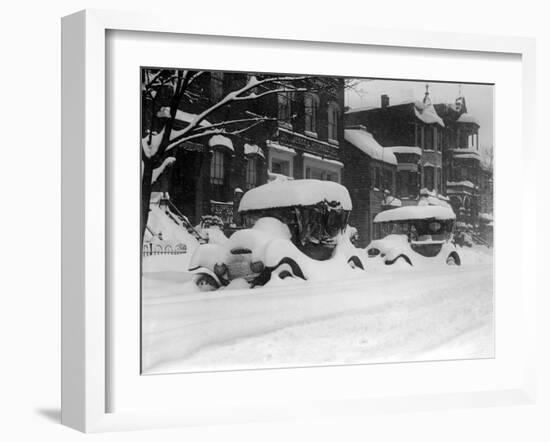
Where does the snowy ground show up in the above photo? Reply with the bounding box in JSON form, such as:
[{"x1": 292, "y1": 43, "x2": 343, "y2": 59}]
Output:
[{"x1": 141, "y1": 246, "x2": 494, "y2": 374}]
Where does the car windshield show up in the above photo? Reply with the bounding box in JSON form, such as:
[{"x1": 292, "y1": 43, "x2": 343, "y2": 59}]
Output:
[
  {"x1": 241, "y1": 201, "x2": 349, "y2": 246},
  {"x1": 375, "y1": 218, "x2": 454, "y2": 241}
]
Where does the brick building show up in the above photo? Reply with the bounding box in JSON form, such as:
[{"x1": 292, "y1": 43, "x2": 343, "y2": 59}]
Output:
[
  {"x1": 143, "y1": 71, "x2": 345, "y2": 228},
  {"x1": 263, "y1": 77, "x2": 345, "y2": 184},
  {"x1": 344, "y1": 87, "x2": 489, "y2": 229},
  {"x1": 342, "y1": 126, "x2": 398, "y2": 246},
  {"x1": 345, "y1": 88, "x2": 448, "y2": 205}
]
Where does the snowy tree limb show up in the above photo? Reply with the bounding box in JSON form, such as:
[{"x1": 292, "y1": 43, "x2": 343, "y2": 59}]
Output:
[{"x1": 151, "y1": 157, "x2": 176, "y2": 183}]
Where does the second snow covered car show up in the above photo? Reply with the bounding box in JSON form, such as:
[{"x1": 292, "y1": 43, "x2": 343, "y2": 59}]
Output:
[
  {"x1": 366, "y1": 205, "x2": 461, "y2": 267},
  {"x1": 188, "y1": 179, "x2": 367, "y2": 290}
]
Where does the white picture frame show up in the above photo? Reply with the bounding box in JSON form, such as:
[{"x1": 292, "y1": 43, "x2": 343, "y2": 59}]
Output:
[{"x1": 61, "y1": 9, "x2": 537, "y2": 433}]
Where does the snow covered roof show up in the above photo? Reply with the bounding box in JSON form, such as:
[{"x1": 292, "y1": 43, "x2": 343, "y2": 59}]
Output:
[
  {"x1": 244, "y1": 143, "x2": 265, "y2": 159},
  {"x1": 239, "y1": 179, "x2": 352, "y2": 212},
  {"x1": 209, "y1": 134, "x2": 234, "y2": 151},
  {"x1": 373, "y1": 205, "x2": 456, "y2": 223},
  {"x1": 452, "y1": 148, "x2": 481, "y2": 161},
  {"x1": 157, "y1": 107, "x2": 211, "y2": 127},
  {"x1": 344, "y1": 105, "x2": 376, "y2": 114},
  {"x1": 383, "y1": 197, "x2": 402, "y2": 207},
  {"x1": 413, "y1": 101, "x2": 445, "y2": 127},
  {"x1": 266, "y1": 140, "x2": 297, "y2": 155},
  {"x1": 419, "y1": 196, "x2": 452, "y2": 209},
  {"x1": 456, "y1": 113, "x2": 480, "y2": 125},
  {"x1": 344, "y1": 129, "x2": 397, "y2": 165},
  {"x1": 389, "y1": 146, "x2": 423, "y2": 156},
  {"x1": 267, "y1": 171, "x2": 294, "y2": 182},
  {"x1": 447, "y1": 180, "x2": 475, "y2": 188}
]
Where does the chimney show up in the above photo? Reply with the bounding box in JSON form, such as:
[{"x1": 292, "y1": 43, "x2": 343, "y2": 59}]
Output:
[{"x1": 381, "y1": 94, "x2": 390, "y2": 108}]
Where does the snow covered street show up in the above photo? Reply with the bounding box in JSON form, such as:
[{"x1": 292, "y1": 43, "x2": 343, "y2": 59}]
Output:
[{"x1": 141, "y1": 247, "x2": 494, "y2": 374}]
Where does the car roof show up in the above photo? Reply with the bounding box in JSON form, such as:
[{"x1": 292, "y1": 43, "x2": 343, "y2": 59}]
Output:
[
  {"x1": 238, "y1": 179, "x2": 352, "y2": 212},
  {"x1": 373, "y1": 205, "x2": 456, "y2": 223}
]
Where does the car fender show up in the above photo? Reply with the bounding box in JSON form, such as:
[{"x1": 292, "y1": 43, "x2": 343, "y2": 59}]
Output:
[{"x1": 188, "y1": 243, "x2": 228, "y2": 272}]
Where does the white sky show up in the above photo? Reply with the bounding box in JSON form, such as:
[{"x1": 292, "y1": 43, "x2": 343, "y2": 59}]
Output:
[{"x1": 345, "y1": 79, "x2": 494, "y2": 153}]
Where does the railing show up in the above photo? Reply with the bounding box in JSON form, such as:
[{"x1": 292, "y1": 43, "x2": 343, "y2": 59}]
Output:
[{"x1": 142, "y1": 243, "x2": 187, "y2": 257}]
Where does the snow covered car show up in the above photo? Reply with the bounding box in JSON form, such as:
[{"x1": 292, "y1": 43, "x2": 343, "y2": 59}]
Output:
[
  {"x1": 365, "y1": 205, "x2": 461, "y2": 266},
  {"x1": 188, "y1": 179, "x2": 367, "y2": 290}
]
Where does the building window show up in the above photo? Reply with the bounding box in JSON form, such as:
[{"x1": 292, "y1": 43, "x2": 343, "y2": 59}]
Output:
[
  {"x1": 424, "y1": 166, "x2": 435, "y2": 191},
  {"x1": 415, "y1": 124, "x2": 423, "y2": 147},
  {"x1": 433, "y1": 126, "x2": 444, "y2": 151},
  {"x1": 372, "y1": 166, "x2": 382, "y2": 189},
  {"x1": 246, "y1": 157, "x2": 257, "y2": 189},
  {"x1": 327, "y1": 102, "x2": 340, "y2": 142},
  {"x1": 304, "y1": 93, "x2": 319, "y2": 135},
  {"x1": 210, "y1": 149, "x2": 225, "y2": 185},
  {"x1": 272, "y1": 158, "x2": 290, "y2": 176},
  {"x1": 305, "y1": 166, "x2": 339, "y2": 182},
  {"x1": 437, "y1": 167, "x2": 442, "y2": 190},
  {"x1": 278, "y1": 92, "x2": 291, "y2": 125},
  {"x1": 424, "y1": 125, "x2": 433, "y2": 149},
  {"x1": 210, "y1": 71, "x2": 224, "y2": 102},
  {"x1": 383, "y1": 169, "x2": 394, "y2": 193}
]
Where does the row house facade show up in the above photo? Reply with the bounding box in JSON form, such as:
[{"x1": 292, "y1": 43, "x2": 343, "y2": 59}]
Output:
[
  {"x1": 345, "y1": 90, "x2": 448, "y2": 204},
  {"x1": 341, "y1": 126, "x2": 398, "y2": 247},
  {"x1": 144, "y1": 71, "x2": 344, "y2": 228},
  {"x1": 344, "y1": 89, "x2": 491, "y2": 229}
]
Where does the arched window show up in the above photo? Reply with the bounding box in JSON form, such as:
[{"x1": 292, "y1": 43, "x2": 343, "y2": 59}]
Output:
[
  {"x1": 210, "y1": 149, "x2": 225, "y2": 185},
  {"x1": 327, "y1": 102, "x2": 340, "y2": 142},
  {"x1": 304, "y1": 93, "x2": 319, "y2": 135}
]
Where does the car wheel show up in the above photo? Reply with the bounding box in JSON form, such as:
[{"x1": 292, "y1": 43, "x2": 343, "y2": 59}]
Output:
[
  {"x1": 347, "y1": 256, "x2": 364, "y2": 270},
  {"x1": 195, "y1": 274, "x2": 220, "y2": 291},
  {"x1": 385, "y1": 254, "x2": 412, "y2": 266},
  {"x1": 446, "y1": 253, "x2": 461, "y2": 266},
  {"x1": 272, "y1": 257, "x2": 307, "y2": 281}
]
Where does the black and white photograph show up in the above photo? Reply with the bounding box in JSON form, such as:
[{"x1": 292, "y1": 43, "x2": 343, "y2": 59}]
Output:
[{"x1": 140, "y1": 68, "x2": 494, "y2": 374}]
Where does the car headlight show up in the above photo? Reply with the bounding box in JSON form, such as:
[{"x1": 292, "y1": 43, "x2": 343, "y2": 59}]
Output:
[
  {"x1": 214, "y1": 263, "x2": 228, "y2": 277},
  {"x1": 250, "y1": 261, "x2": 264, "y2": 273},
  {"x1": 367, "y1": 248, "x2": 380, "y2": 257}
]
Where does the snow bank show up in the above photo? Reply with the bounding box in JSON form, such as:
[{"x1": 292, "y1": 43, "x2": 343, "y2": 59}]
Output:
[
  {"x1": 147, "y1": 205, "x2": 200, "y2": 251},
  {"x1": 344, "y1": 129, "x2": 397, "y2": 165},
  {"x1": 239, "y1": 179, "x2": 352, "y2": 211},
  {"x1": 374, "y1": 205, "x2": 456, "y2": 223},
  {"x1": 142, "y1": 262, "x2": 493, "y2": 372},
  {"x1": 197, "y1": 227, "x2": 228, "y2": 246}
]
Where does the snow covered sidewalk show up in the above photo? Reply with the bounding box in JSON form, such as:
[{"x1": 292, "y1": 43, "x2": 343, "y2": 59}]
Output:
[{"x1": 142, "y1": 252, "x2": 494, "y2": 374}]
